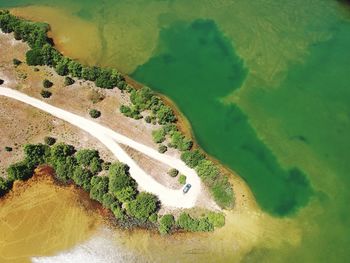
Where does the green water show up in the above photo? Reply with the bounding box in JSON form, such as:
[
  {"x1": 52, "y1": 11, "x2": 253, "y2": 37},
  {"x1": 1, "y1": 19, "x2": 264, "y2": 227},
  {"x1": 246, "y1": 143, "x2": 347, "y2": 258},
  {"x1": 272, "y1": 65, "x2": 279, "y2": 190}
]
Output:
[
  {"x1": 132, "y1": 19, "x2": 313, "y2": 215},
  {"x1": 1, "y1": 0, "x2": 350, "y2": 262}
]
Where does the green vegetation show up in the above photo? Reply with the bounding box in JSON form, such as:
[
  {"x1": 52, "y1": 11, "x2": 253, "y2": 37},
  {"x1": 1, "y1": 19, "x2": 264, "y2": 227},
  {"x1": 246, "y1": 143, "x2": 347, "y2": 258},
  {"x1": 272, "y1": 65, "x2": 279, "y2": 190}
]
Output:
[
  {"x1": 207, "y1": 212, "x2": 225, "y2": 228},
  {"x1": 0, "y1": 10, "x2": 233, "y2": 209},
  {"x1": 64, "y1": 76, "x2": 75, "y2": 86},
  {"x1": 13, "y1": 58, "x2": 21, "y2": 66},
  {"x1": 167, "y1": 168, "x2": 179, "y2": 177},
  {"x1": 178, "y1": 174, "x2": 186, "y2": 185},
  {"x1": 89, "y1": 109, "x2": 101, "y2": 118},
  {"x1": 44, "y1": 136, "x2": 56, "y2": 146},
  {"x1": 0, "y1": 177, "x2": 12, "y2": 197},
  {"x1": 181, "y1": 149, "x2": 205, "y2": 168},
  {"x1": 158, "y1": 145, "x2": 167, "y2": 153},
  {"x1": 176, "y1": 212, "x2": 213, "y2": 232},
  {"x1": 4, "y1": 146, "x2": 13, "y2": 152},
  {"x1": 126, "y1": 192, "x2": 159, "y2": 221},
  {"x1": 159, "y1": 214, "x2": 175, "y2": 234},
  {"x1": 152, "y1": 128, "x2": 166, "y2": 143},
  {"x1": 40, "y1": 89, "x2": 52, "y2": 98},
  {"x1": 43, "y1": 79, "x2": 53, "y2": 88}
]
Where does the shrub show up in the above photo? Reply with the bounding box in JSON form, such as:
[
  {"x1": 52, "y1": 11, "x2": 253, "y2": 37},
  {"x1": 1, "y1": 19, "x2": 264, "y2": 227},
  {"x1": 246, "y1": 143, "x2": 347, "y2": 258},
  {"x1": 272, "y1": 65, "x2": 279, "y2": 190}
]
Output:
[
  {"x1": 114, "y1": 186, "x2": 137, "y2": 203},
  {"x1": 152, "y1": 128, "x2": 166, "y2": 143},
  {"x1": 178, "y1": 174, "x2": 186, "y2": 185},
  {"x1": 170, "y1": 131, "x2": 192, "y2": 151},
  {"x1": 207, "y1": 212, "x2": 225, "y2": 228},
  {"x1": 89, "y1": 90, "x2": 105, "y2": 104},
  {"x1": 158, "y1": 145, "x2": 167, "y2": 154},
  {"x1": 13, "y1": 58, "x2": 21, "y2": 66},
  {"x1": 89, "y1": 109, "x2": 101, "y2": 118},
  {"x1": 111, "y1": 202, "x2": 125, "y2": 220},
  {"x1": 145, "y1": 116, "x2": 152, "y2": 124},
  {"x1": 5, "y1": 146, "x2": 13, "y2": 152},
  {"x1": 159, "y1": 214, "x2": 175, "y2": 234},
  {"x1": 0, "y1": 177, "x2": 12, "y2": 197},
  {"x1": 156, "y1": 105, "x2": 176, "y2": 124},
  {"x1": 126, "y1": 192, "x2": 159, "y2": 221},
  {"x1": 43, "y1": 79, "x2": 53, "y2": 88},
  {"x1": 24, "y1": 143, "x2": 50, "y2": 166},
  {"x1": 54, "y1": 156, "x2": 77, "y2": 183},
  {"x1": 64, "y1": 76, "x2": 75, "y2": 86},
  {"x1": 167, "y1": 168, "x2": 179, "y2": 177},
  {"x1": 0, "y1": 79, "x2": 4, "y2": 85},
  {"x1": 44, "y1": 136, "x2": 56, "y2": 146},
  {"x1": 181, "y1": 149, "x2": 205, "y2": 168},
  {"x1": 40, "y1": 89, "x2": 52, "y2": 98}
]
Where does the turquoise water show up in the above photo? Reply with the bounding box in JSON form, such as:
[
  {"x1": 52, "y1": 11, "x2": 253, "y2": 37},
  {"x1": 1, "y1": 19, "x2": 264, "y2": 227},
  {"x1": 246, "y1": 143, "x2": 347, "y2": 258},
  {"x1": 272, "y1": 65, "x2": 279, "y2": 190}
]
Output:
[{"x1": 132, "y1": 19, "x2": 313, "y2": 215}]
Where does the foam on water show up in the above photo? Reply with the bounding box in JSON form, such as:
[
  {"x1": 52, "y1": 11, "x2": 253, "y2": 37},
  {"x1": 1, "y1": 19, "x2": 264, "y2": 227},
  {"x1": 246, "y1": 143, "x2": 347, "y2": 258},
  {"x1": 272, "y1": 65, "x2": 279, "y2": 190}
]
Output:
[{"x1": 31, "y1": 228, "x2": 141, "y2": 263}]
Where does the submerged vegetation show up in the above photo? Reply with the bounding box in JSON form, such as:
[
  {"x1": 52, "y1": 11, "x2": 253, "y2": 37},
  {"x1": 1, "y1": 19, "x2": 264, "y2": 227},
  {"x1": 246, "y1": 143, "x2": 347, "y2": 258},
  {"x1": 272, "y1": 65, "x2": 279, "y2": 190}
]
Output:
[
  {"x1": 0, "y1": 140, "x2": 224, "y2": 234},
  {"x1": 0, "y1": 9, "x2": 234, "y2": 208}
]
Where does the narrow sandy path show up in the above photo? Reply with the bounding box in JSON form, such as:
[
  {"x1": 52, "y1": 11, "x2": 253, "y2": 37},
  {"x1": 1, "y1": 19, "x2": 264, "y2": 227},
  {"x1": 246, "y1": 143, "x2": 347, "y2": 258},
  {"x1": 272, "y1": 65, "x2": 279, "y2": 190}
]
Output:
[{"x1": 0, "y1": 87, "x2": 201, "y2": 209}]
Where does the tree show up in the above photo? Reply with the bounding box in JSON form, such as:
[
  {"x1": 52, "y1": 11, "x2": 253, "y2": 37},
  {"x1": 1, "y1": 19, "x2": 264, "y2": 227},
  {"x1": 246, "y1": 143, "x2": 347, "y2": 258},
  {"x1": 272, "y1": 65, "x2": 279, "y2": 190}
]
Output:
[
  {"x1": 130, "y1": 86, "x2": 154, "y2": 110},
  {"x1": 90, "y1": 157, "x2": 102, "y2": 175},
  {"x1": 89, "y1": 109, "x2": 101, "y2": 118},
  {"x1": 108, "y1": 162, "x2": 136, "y2": 194},
  {"x1": 156, "y1": 105, "x2": 176, "y2": 124},
  {"x1": 76, "y1": 149, "x2": 100, "y2": 166},
  {"x1": 152, "y1": 128, "x2": 166, "y2": 143},
  {"x1": 40, "y1": 90, "x2": 52, "y2": 98},
  {"x1": 0, "y1": 177, "x2": 12, "y2": 197},
  {"x1": 158, "y1": 145, "x2": 167, "y2": 154},
  {"x1": 54, "y1": 156, "x2": 77, "y2": 183},
  {"x1": 24, "y1": 143, "x2": 50, "y2": 166},
  {"x1": 102, "y1": 193, "x2": 118, "y2": 209},
  {"x1": 159, "y1": 214, "x2": 175, "y2": 234},
  {"x1": 178, "y1": 174, "x2": 186, "y2": 185},
  {"x1": 115, "y1": 186, "x2": 137, "y2": 203},
  {"x1": 7, "y1": 161, "x2": 33, "y2": 181},
  {"x1": 72, "y1": 166, "x2": 93, "y2": 191},
  {"x1": 42, "y1": 79, "x2": 53, "y2": 88},
  {"x1": 50, "y1": 143, "x2": 75, "y2": 163},
  {"x1": 90, "y1": 176, "x2": 109, "y2": 203},
  {"x1": 148, "y1": 213, "x2": 158, "y2": 223},
  {"x1": 167, "y1": 168, "x2": 179, "y2": 177},
  {"x1": 181, "y1": 150, "x2": 205, "y2": 168},
  {"x1": 126, "y1": 192, "x2": 159, "y2": 221},
  {"x1": 67, "y1": 60, "x2": 82, "y2": 78},
  {"x1": 111, "y1": 202, "x2": 125, "y2": 220},
  {"x1": 55, "y1": 58, "x2": 69, "y2": 76},
  {"x1": 64, "y1": 76, "x2": 75, "y2": 86},
  {"x1": 44, "y1": 136, "x2": 56, "y2": 146},
  {"x1": 26, "y1": 48, "x2": 44, "y2": 66}
]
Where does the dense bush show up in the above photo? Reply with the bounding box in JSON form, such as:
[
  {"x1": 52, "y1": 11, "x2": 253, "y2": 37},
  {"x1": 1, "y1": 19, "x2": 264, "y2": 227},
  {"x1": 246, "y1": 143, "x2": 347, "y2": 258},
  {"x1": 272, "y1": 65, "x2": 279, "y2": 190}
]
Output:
[
  {"x1": 76, "y1": 149, "x2": 100, "y2": 166},
  {"x1": 0, "y1": 177, "x2": 12, "y2": 197},
  {"x1": 7, "y1": 161, "x2": 33, "y2": 181},
  {"x1": 90, "y1": 175, "x2": 109, "y2": 203},
  {"x1": 159, "y1": 214, "x2": 175, "y2": 234},
  {"x1": 43, "y1": 79, "x2": 53, "y2": 88},
  {"x1": 89, "y1": 109, "x2": 101, "y2": 118}
]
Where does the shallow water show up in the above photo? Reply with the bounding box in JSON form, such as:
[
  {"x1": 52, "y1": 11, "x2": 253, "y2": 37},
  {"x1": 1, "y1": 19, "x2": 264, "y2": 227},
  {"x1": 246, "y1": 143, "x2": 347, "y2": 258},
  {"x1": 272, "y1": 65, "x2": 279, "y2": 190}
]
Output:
[{"x1": 1, "y1": 0, "x2": 350, "y2": 262}]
